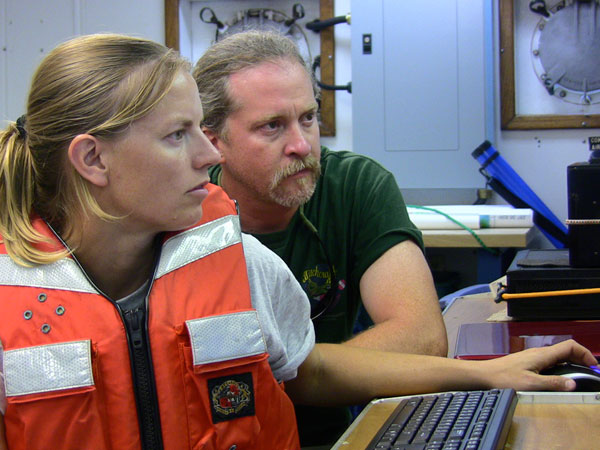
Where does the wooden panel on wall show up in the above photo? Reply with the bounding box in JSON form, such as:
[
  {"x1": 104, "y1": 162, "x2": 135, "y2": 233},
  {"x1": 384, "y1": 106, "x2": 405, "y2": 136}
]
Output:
[
  {"x1": 318, "y1": 0, "x2": 335, "y2": 136},
  {"x1": 165, "y1": 0, "x2": 180, "y2": 49}
]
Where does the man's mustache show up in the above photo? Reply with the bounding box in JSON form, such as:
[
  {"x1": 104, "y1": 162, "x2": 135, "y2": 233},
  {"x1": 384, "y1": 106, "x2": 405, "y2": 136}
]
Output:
[{"x1": 270, "y1": 156, "x2": 321, "y2": 189}]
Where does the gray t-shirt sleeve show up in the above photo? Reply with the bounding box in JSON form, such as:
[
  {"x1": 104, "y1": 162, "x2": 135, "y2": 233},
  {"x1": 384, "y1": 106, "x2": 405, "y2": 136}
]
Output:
[{"x1": 241, "y1": 233, "x2": 315, "y2": 382}]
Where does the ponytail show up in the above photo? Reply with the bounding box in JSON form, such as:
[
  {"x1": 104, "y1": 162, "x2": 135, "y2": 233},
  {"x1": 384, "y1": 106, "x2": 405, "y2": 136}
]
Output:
[{"x1": 0, "y1": 121, "x2": 67, "y2": 266}]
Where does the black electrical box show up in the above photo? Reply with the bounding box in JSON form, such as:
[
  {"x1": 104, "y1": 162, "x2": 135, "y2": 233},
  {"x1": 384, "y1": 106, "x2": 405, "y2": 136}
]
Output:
[
  {"x1": 568, "y1": 151, "x2": 600, "y2": 267},
  {"x1": 504, "y1": 249, "x2": 600, "y2": 320}
]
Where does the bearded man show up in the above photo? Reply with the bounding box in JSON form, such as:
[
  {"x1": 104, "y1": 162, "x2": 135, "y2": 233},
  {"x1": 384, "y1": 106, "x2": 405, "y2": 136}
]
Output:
[{"x1": 194, "y1": 30, "x2": 448, "y2": 448}]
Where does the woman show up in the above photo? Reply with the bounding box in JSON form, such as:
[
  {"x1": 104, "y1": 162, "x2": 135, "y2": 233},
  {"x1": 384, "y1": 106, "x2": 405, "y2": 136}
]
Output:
[
  {"x1": 0, "y1": 34, "x2": 595, "y2": 450},
  {"x1": 0, "y1": 33, "x2": 313, "y2": 450}
]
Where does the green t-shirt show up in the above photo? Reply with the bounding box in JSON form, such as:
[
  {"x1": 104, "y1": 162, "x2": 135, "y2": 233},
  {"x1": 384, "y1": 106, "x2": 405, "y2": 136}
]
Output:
[{"x1": 209, "y1": 147, "x2": 423, "y2": 446}]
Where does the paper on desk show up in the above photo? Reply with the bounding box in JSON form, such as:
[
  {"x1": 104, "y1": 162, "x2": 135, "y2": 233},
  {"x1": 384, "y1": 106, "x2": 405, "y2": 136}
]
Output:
[{"x1": 408, "y1": 205, "x2": 534, "y2": 230}]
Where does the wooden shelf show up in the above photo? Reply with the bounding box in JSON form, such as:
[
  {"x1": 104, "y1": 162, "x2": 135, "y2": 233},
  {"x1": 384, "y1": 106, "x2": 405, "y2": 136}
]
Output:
[{"x1": 422, "y1": 227, "x2": 534, "y2": 249}]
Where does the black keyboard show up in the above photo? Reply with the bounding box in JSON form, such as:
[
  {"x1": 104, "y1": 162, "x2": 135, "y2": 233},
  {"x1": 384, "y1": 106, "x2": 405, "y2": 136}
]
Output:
[{"x1": 366, "y1": 388, "x2": 517, "y2": 450}]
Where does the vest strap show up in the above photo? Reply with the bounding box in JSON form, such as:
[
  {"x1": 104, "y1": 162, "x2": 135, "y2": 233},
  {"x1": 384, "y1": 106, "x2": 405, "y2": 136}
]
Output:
[
  {"x1": 0, "y1": 255, "x2": 96, "y2": 293},
  {"x1": 157, "y1": 215, "x2": 242, "y2": 279}
]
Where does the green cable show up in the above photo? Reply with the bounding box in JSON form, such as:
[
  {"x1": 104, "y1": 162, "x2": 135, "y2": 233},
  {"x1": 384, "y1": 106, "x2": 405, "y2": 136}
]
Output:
[{"x1": 407, "y1": 205, "x2": 499, "y2": 255}]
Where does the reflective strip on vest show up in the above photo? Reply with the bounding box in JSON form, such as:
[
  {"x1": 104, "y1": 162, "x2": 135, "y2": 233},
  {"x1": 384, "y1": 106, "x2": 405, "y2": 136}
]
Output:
[
  {"x1": 157, "y1": 215, "x2": 241, "y2": 279},
  {"x1": 0, "y1": 255, "x2": 96, "y2": 293},
  {"x1": 4, "y1": 340, "x2": 94, "y2": 397},
  {"x1": 186, "y1": 311, "x2": 266, "y2": 366},
  {"x1": 0, "y1": 215, "x2": 241, "y2": 291}
]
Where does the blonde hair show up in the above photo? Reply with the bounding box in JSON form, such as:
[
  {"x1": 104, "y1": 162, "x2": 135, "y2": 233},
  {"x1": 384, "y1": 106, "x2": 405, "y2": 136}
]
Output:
[{"x1": 0, "y1": 33, "x2": 190, "y2": 266}]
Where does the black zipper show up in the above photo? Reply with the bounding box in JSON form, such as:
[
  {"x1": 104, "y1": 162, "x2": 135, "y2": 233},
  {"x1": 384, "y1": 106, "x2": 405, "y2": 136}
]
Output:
[
  {"x1": 122, "y1": 306, "x2": 164, "y2": 450},
  {"x1": 119, "y1": 235, "x2": 164, "y2": 450}
]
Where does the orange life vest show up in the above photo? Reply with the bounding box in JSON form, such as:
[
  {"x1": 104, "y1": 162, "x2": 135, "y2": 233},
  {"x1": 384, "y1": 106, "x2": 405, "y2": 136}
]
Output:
[{"x1": 0, "y1": 184, "x2": 300, "y2": 449}]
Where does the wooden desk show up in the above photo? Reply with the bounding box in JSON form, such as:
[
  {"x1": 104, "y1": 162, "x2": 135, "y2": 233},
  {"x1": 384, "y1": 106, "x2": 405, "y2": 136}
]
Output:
[
  {"x1": 331, "y1": 294, "x2": 600, "y2": 449},
  {"x1": 332, "y1": 394, "x2": 600, "y2": 449},
  {"x1": 422, "y1": 227, "x2": 534, "y2": 248}
]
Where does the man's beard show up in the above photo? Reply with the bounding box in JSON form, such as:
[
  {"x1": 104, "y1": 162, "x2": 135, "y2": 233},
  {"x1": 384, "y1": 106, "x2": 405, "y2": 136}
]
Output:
[{"x1": 268, "y1": 155, "x2": 321, "y2": 208}]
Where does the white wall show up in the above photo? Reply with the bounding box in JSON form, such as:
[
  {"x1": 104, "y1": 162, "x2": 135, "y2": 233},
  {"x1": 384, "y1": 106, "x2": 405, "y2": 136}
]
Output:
[
  {"x1": 1, "y1": 0, "x2": 593, "y2": 225},
  {"x1": 0, "y1": 0, "x2": 164, "y2": 124}
]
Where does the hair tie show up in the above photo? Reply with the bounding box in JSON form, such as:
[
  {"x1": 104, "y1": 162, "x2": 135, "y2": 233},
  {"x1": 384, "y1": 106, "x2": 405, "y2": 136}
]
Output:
[{"x1": 15, "y1": 115, "x2": 27, "y2": 140}]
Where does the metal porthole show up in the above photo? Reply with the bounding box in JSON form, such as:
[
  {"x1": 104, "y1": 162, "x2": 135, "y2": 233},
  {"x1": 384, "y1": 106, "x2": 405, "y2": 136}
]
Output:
[
  {"x1": 41, "y1": 323, "x2": 51, "y2": 334},
  {"x1": 55, "y1": 305, "x2": 65, "y2": 316},
  {"x1": 23, "y1": 310, "x2": 33, "y2": 320},
  {"x1": 38, "y1": 293, "x2": 47, "y2": 302}
]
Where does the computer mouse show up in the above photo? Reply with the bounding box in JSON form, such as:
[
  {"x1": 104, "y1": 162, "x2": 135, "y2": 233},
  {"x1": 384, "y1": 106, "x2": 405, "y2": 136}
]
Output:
[{"x1": 540, "y1": 363, "x2": 600, "y2": 392}]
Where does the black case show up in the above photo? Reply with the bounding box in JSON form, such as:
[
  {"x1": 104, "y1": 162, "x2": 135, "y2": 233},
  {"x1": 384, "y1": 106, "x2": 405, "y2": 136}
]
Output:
[
  {"x1": 504, "y1": 249, "x2": 600, "y2": 320},
  {"x1": 567, "y1": 157, "x2": 600, "y2": 267}
]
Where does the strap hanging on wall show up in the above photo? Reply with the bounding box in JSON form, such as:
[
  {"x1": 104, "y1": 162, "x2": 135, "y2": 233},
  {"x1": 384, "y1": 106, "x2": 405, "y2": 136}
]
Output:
[
  {"x1": 199, "y1": 4, "x2": 312, "y2": 63},
  {"x1": 196, "y1": 2, "x2": 339, "y2": 136},
  {"x1": 305, "y1": 12, "x2": 350, "y2": 32},
  {"x1": 305, "y1": 12, "x2": 352, "y2": 93}
]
